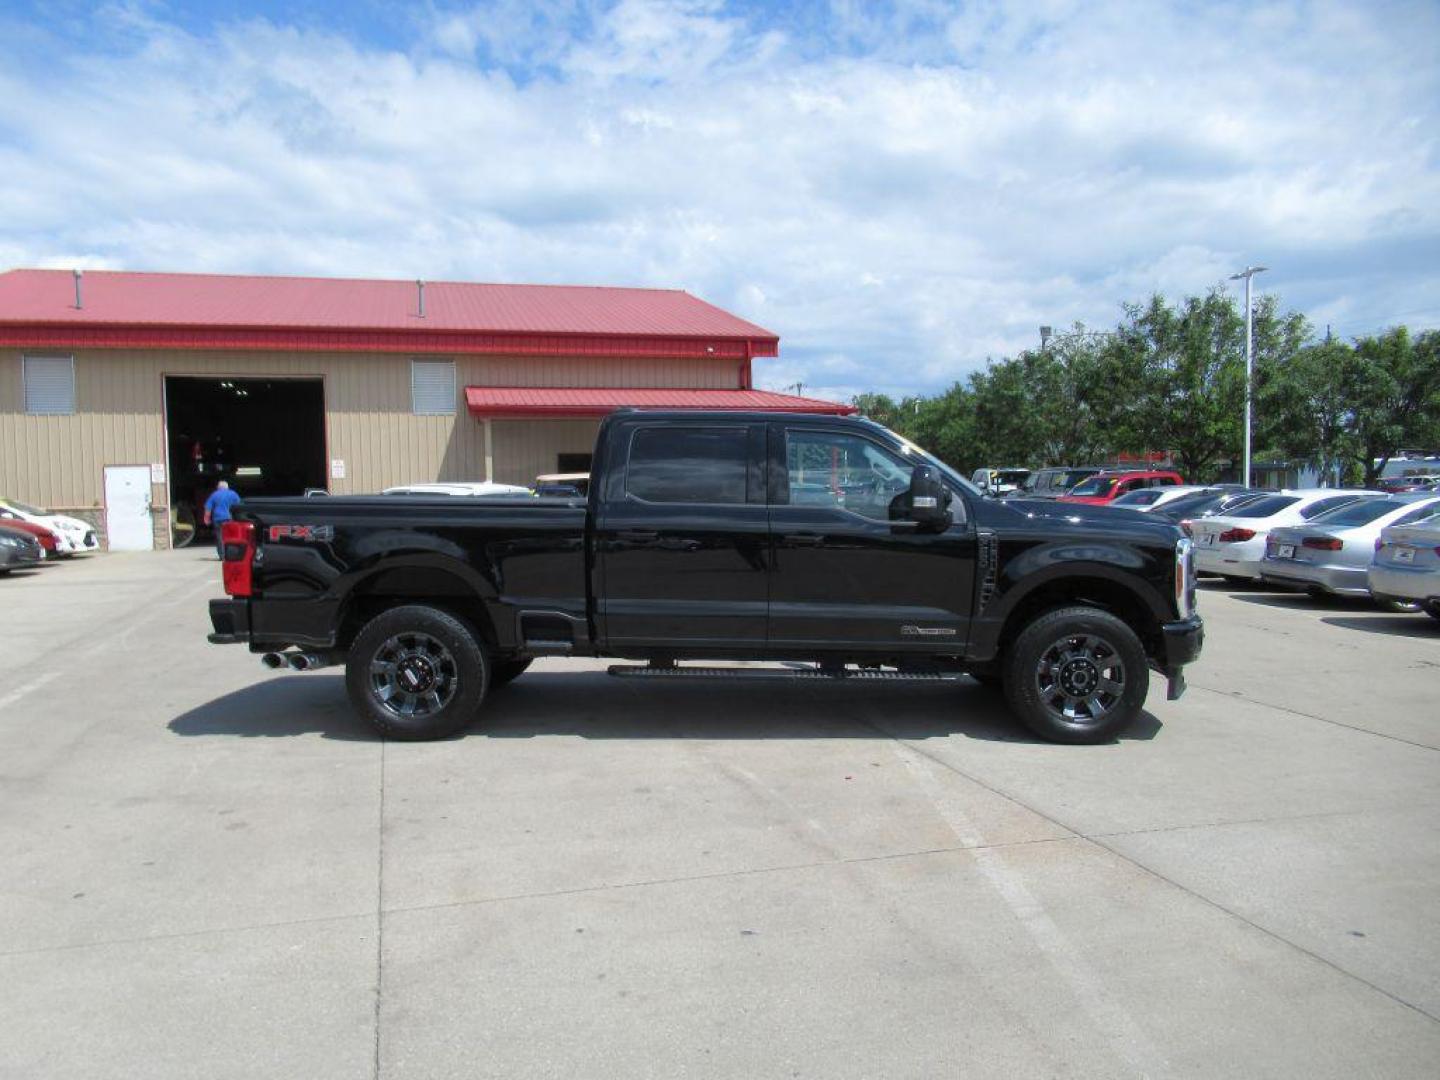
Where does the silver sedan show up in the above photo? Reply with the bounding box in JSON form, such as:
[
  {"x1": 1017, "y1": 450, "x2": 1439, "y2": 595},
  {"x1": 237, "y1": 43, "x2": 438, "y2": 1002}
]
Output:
[
  {"x1": 1369, "y1": 519, "x2": 1440, "y2": 620},
  {"x1": 1260, "y1": 494, "x2": 1440, "y2": 604}
]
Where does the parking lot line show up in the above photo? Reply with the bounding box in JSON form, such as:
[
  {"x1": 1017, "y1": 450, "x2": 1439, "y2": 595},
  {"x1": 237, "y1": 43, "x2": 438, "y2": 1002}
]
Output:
[{"x1": 0, "y1": 670, "x2": 60, "y2": 710}]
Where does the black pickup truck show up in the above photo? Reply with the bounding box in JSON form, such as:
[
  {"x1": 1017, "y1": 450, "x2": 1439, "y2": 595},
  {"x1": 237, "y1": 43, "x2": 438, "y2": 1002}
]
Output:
[{"x1": 208, "y1": 410, "x2": 1201, "y2": 744}]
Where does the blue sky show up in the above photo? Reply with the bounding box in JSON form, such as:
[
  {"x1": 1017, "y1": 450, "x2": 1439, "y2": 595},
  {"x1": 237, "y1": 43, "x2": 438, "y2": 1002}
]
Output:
[{"x1": 2, "y1": 0, "x2": 1437, "y2": 402}]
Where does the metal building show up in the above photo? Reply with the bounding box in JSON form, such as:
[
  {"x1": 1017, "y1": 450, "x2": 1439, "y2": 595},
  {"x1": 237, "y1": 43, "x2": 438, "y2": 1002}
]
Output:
[{"x1": 0, "y1": 269, "x2": 853, "y2": 549}]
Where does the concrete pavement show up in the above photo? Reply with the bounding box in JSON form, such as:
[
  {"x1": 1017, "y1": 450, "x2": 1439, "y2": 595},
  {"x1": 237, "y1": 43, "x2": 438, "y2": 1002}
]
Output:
[{"x1": 1, "y1": 551, "x2": 1437, "y2": 1077}]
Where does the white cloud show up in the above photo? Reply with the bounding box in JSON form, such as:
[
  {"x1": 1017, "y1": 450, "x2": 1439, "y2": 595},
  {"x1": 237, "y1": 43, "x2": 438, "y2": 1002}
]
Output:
[{"x1": 0, "y1": 0, "x2": 1437, "y2": 403}]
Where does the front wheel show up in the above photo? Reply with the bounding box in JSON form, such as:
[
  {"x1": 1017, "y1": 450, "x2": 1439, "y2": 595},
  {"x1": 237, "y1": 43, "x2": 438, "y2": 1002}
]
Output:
[
  {"x1": 1003, "y1": 606, "x2": 1150, "y2": 744},
  {"x1": 1424, "y1": 601, "x2": 1440, "y2": 622},
  {"x1": 346, "y1": 605, "x2": 489, "y2": 740}
]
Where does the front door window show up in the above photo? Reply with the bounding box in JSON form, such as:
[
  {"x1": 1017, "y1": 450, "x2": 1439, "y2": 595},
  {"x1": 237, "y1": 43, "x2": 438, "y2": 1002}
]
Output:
[{"x1": 785, "y1": 430, "x2": 914, "y2": 521}]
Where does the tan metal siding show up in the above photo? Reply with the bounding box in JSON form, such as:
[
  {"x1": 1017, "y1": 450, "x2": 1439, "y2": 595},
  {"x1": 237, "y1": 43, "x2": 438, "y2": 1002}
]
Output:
[
  {"x1": 1, "y1": 349, "x2": 739, "y2": 509},
  {"x1": 489, "y1": 420, "x2": 603, "y2": 486}
]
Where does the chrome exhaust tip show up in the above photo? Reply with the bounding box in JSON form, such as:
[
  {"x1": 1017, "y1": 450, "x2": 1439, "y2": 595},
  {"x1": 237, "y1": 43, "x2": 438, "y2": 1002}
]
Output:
[
  {"x1": 261, "y1": 652, "x2": 286, "y2": 670},
  {"x1": 287, "y1": 652, "x2": 326, "y2": 672}
]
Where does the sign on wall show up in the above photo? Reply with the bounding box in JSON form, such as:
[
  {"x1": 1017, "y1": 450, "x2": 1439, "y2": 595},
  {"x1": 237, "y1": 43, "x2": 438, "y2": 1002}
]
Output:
[{"x1": 330, "y1": 459, "x2": 346, "y2": 480}]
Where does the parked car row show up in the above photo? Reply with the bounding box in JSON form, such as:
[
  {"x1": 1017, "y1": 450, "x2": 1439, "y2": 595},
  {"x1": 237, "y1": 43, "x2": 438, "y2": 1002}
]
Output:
[
  {"x1": 1056, "y1": 478, "x2": 1440, "y2": 619},
  {"x1": 0, "y1": 497, "x2": 99, "y2": 575}
]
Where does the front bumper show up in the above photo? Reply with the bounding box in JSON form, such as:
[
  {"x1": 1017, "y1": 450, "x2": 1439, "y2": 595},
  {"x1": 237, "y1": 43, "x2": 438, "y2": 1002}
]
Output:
[{"x1": 1158, "y1": 615, "x2": 1204, "y2": 700}]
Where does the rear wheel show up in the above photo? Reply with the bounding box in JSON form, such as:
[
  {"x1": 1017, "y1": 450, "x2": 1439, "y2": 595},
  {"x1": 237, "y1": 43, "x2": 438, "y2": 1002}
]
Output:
[
  {"x1": 1424, "y1": 601, "x2": 1440, "y2": 622},
  {"x1": 345, "y1": 605, "x2": 488, "y2": 740},
  {"x1": 1003, "y1": 606, "x2": 1149, "y2": 744}
]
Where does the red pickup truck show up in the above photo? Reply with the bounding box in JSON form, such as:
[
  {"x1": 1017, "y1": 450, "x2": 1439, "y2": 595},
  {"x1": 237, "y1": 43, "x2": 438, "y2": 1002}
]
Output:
[{"x1": 1059, "y1": 470, "x2": 1185, "y2": 506}]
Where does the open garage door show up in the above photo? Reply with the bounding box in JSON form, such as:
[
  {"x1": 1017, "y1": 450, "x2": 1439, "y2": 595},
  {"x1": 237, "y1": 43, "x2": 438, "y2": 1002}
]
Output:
[{"x1": 164, "y1": 376, "x2": 326, "y2": 548}]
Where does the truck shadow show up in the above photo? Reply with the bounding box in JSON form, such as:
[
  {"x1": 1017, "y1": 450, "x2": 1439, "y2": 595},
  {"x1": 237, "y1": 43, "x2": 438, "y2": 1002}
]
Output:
[{"x1": 169, "y1": 670, "x2": 1162, "y2": 745}]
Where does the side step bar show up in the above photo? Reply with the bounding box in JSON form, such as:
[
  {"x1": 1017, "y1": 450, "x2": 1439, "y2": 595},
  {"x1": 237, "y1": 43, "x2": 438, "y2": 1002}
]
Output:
[{"x1": 608, "y1": 664, "x2": 966, "y2": 683}]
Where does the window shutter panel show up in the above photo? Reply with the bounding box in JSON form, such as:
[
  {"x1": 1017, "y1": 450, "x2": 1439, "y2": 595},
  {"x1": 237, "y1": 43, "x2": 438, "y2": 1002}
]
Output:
[
  {"x1": 411, "y1": 360, "x2": 455, "y2": 415},
  {"x1": 24, "y1": 356, "x2": 76, "y2": 415}
]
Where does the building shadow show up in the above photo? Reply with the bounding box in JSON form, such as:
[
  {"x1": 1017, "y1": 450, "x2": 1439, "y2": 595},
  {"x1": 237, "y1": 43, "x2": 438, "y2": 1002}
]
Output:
[
  {"x1": 169, "y1": 669, "x2": 1162, "y2": 745},
  {"x1": 1320, "y1": 615, "x2": 1440, "y2": 639}
]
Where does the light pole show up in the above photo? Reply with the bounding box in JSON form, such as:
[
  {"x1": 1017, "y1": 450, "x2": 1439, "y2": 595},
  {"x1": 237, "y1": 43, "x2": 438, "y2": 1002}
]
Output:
[{"x1": 1229, "y1": 265, "x2": 1267, "y2": 486}]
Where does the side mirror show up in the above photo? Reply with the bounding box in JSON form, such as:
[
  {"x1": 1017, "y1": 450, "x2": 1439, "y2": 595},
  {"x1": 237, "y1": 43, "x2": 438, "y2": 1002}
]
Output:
[{"x1": 908, "y1": 464, "x2": 952, "y2": 527}]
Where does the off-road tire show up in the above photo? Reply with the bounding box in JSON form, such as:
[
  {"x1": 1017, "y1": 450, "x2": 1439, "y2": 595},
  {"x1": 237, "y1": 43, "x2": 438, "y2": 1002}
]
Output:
[
  {"x1": 1003, "y1": 606, "x2": 1150, "y2": 744},
  {"x1": 346, "y1": 605, "x2": 488, "y2": 740},
  {"x1": 489, "y1": 658, "x2": 534, "y2": 688}
]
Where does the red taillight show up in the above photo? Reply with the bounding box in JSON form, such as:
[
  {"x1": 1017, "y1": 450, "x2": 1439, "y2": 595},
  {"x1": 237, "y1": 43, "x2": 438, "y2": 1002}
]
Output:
[
  {"x1": 1303, "y1": 537, "x2": 1343, "y2": 551},
  {"x1": 1179, "y1": 519, "x2": 1194, "y2": 537},
  {"x1": 220, "y1": 520, "x2": 257, "y2": 597},
  {"x1": 1217, "y1": 527, "x2": 1256, "y2": 543}
]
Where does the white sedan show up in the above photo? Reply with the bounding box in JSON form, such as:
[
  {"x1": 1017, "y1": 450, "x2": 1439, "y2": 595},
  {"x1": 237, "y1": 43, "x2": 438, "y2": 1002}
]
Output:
[
  {"x1": 1190, "y1": 489, "x2": 1377, "y2": 582},
  {"x1": 1369, "y1": 519, "x2": 1440, "y2": 620},
  {"x1": 0, "y1": 498, "x2": 100, "y2": 556}
]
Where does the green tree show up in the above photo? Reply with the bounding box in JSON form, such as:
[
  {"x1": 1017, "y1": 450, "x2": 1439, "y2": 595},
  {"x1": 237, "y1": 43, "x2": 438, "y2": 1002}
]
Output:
[
  {"x1": 1346, "y1": 328, "x2": 1440, "y2": 485},
  {"x1": 1100, "y1": 290, "x2": 1306, "y2": 482}
]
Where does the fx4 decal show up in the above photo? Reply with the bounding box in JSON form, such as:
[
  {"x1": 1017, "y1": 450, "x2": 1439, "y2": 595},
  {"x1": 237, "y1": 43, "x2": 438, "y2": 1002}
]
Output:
[{"x1": 268, "y1": 524, "x2": 335, "y2": 542}]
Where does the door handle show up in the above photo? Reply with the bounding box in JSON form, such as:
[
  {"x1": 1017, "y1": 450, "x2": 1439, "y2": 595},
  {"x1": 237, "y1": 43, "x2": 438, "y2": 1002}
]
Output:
[
  {"x1": 617, "y1": 529, "x2": 660, "y2": 543},
  {"x1": 783, "y1": 533, "x2": 825, "y2": 547}
]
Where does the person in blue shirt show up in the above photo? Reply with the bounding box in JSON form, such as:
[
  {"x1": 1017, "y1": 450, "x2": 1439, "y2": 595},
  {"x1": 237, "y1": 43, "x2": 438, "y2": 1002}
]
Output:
[{"x1": 203, "y1": 480, "x2": 242, "y2": 558}]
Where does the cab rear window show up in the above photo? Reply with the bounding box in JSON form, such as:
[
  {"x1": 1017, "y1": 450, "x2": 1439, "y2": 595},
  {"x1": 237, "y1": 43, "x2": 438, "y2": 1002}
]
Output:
[{"x1": 1231, "y1": 495, "x2": 1300, "y2": 518}]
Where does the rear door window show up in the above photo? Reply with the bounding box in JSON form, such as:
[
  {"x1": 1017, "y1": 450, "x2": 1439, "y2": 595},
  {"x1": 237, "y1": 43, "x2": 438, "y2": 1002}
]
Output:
[{"x1": 626, "y1": 426, "x2": 750, "y2": 505}]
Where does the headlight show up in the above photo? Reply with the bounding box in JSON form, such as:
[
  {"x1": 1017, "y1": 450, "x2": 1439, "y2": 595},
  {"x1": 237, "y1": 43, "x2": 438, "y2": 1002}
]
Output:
[{"x1": 1175, "y1": 537, "x2": 1196, "y2": 618}]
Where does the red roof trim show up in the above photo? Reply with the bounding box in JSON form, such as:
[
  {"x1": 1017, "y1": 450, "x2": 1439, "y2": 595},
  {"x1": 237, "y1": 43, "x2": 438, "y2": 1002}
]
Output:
[
  {"x1": 465, "y1": 386, "x2": 856, "y2": 418},
  {"x1": 0, "y1": 324, "x2": 778, "y2": 358}
]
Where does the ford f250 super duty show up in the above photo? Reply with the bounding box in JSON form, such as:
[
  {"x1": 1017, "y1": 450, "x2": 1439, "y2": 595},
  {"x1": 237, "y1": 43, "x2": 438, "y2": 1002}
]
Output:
[{"x1": 208, "y1": 411, "x2": 1202, "y2": 744}]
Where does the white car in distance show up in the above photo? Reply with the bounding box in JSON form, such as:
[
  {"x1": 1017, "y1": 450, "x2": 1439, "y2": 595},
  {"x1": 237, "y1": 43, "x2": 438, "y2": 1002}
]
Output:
[
  {"x1": 1190, "y1": 489, "x2": 1378, "y2": 583},
  {"x1": 381, "y1": 482, "x2": 534, "y2": 497},
  {"x1": 0, "y1": 497, "x2": 99, "y2": 556},
  {"x1": 1109, "y1": 485, "x2": 1216, "y2": 512}
]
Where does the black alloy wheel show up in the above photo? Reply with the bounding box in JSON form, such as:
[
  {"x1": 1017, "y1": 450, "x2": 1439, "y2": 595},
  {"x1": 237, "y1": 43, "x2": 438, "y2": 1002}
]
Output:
[
  {"x1": 346, "y1": 605, "x2": 489, "y2": 740},
  {"x1": 1003, "y1": 606, "x2": 1149, "y2": 744}
]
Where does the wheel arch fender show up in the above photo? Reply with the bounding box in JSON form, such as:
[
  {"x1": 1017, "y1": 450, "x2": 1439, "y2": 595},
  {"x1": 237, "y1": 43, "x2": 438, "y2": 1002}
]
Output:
[{"x1": 335, "y1": 551, "x2": 504, "y2": 651}]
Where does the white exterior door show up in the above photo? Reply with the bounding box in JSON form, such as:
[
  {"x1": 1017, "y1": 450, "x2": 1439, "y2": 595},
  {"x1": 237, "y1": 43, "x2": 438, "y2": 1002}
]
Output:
[{"x1": 104, "y1": 466, "x2": 153, "y2": 551}]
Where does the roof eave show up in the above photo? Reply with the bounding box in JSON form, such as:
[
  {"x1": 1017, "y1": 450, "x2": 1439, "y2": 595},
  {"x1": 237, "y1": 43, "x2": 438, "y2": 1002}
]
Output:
[{"x1": 0, "y1": 322, "x2": 780, "y2": 359}]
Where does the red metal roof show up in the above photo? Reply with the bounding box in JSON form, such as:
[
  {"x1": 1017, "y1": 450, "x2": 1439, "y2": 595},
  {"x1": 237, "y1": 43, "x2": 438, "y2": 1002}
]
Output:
[
  {"x1": 465, "y1": 387, "x2": 857, "y2": 417},
  {"x1": 0, "y1": 269, "x2": 779, "y2": 358}
]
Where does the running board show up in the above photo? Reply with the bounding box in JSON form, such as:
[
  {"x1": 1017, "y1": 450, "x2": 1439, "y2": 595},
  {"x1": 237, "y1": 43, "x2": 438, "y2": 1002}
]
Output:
[{"x1": 607, "y1": 664, "x2": 966, "y2": 683}]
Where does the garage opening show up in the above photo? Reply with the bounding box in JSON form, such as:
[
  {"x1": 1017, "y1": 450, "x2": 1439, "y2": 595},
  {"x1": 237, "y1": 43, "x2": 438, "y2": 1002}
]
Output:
[{"x1": 164, "y1": 376, "x2": 326, "y2": 547}]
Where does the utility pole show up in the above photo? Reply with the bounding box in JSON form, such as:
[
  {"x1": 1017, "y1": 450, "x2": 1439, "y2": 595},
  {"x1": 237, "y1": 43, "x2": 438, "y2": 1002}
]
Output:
[{"x1": 1229, "y1": 266, "x2": 1267, "y2": 486}]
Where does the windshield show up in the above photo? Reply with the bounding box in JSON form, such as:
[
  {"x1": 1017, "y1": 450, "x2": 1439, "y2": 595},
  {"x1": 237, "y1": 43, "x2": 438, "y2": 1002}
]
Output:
[
  {"x1": 2, "y1": 499, "x2": 46, "y2": 515},
  {"x1": 1113, "y1": 489, "x2": 1165, "y2": 506},
  {"x1": 995, "y1": 470, "x2": 1029, "y2": 485},
  {"x1": 1311, "y1": 498, "x2": 1411, "y2": 527},
  {"x1": 868, "y1": 425, "x2": 980, "y2": 497},
  {"x1": 1230, "y1": 495, "x2": 1300, "y2": 518},
  {"x1": 1068, "y1": 476, "x2": 1117, "y2": 497}
]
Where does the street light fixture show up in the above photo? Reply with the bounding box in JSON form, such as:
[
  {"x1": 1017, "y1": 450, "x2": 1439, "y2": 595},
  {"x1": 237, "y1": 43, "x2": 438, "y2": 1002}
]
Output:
[{"x1": 1229, "y1": 265, "x2": 1267, "y2": 486}]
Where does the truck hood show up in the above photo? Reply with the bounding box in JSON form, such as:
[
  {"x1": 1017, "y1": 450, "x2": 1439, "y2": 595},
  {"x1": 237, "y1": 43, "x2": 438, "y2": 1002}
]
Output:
[{"x1": 991, "y1": 496, "x2": 1183, "y2": 542}]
